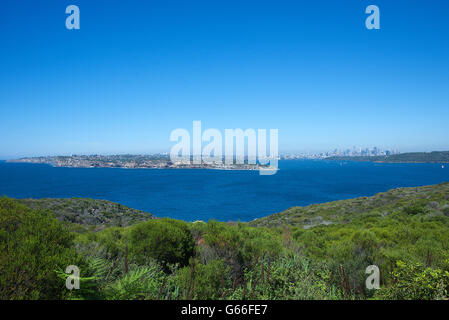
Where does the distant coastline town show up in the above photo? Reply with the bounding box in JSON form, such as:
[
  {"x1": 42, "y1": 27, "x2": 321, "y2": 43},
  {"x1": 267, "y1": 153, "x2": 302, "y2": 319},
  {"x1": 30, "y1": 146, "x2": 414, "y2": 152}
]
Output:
[
  {"x1": 6, "y1": 149, "x2": 449, "y2": 169},
  {"x1": 6, "y1": 154, "x2": 264, "y2": 170}
]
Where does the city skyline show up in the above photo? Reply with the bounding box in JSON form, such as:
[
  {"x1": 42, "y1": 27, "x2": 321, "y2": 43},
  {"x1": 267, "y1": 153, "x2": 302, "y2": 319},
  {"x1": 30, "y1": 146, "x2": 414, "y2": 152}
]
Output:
[{"x1": 281, "y1": 146, "x2": 401, "y2": 160}]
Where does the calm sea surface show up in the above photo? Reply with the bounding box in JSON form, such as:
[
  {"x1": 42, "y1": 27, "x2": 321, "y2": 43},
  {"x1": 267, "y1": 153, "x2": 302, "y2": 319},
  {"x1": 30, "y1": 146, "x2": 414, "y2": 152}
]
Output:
[{"x1": 0, "y1": 160, "x2": 448, "y2": 222}]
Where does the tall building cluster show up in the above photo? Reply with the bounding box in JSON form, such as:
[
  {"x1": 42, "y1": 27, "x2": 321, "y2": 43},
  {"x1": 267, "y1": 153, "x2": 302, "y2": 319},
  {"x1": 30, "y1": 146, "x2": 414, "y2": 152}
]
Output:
[{"x1": 281, "y1": 147, "x2": 400, "y2": 160}]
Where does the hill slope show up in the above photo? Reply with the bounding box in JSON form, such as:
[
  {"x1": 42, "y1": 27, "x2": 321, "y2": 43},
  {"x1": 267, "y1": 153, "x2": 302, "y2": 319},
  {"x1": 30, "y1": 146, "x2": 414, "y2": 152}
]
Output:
[
  {"x1": 249, "y1": 182, "x2": 449, "y2": 228},
  {"x1": 17, "y1": 197, "x2": 155, "y2": 229}
]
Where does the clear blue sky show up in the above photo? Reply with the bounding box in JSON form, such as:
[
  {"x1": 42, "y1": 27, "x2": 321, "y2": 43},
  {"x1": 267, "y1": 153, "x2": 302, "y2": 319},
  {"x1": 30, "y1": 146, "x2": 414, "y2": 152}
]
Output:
[{"x1": 1, "y1": 0, "x2": 448, "y2": 158}]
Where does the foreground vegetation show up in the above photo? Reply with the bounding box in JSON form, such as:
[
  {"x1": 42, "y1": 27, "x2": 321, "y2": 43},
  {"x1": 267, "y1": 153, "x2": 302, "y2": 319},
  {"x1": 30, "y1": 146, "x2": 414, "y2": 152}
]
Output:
[{"x1": 1, "y1": 182, "x2": 449, "y2": 300}]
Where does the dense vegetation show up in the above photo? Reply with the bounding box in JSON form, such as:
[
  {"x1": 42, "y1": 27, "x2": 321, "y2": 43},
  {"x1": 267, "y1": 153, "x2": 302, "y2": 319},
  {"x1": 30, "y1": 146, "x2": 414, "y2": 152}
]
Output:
[
  {"x1": 250, "y1": 182, "x2": 449, "y2": 228},
  {"x1": 0, "y1": 198, "x2": 88, "y2": 299},
  {"x1": 1, "y1": 183, "x2": 449, "y2": 300},
  {"x1": 18, "y1": 198, "x2": 154, "y2": 231},
  {"x1": 326, "y1": 151, "x2": 449, "y2": 163}
]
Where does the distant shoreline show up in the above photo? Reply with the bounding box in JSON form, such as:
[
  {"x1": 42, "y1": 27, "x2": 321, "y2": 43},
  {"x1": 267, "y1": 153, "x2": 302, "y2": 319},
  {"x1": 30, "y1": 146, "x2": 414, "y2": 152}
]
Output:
[
  {"x1": 6, "y1": 155, "x2": 267, "y2": 171},
  {"x1": 324, "y1": 151, "x2": 449, "y2": 164}
]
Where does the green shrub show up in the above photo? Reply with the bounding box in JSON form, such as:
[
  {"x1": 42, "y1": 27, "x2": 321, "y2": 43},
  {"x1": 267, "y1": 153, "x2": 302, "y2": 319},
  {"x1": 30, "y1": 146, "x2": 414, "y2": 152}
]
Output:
[
  {"x1": 403, "y1": 203, "x2": 427, "y2": 215},
  {"x1": 104, "y1": 263, "x2": 168, "y2": 300},
  {"x1": 0, "y1": 197, "x2": 86, "y2": 300},
  {"x1": 378, "y1": 260, "x2": 449, "y2": 300},
  {"x1": 176, "y1": 259, "x2": 229, "y2": 299},
  {"x1": 129, "y1": 218, "x2": 194, "y2": 267},
  {"x1": 203, "y1": 221, "x2": 283, "y2": 265}
]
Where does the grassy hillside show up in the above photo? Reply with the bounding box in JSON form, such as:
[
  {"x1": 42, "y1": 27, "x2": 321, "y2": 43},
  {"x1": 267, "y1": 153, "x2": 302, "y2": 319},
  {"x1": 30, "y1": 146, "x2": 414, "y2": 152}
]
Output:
[
  {"x1": 250, "y1": 182, "x2": 449, "y2": 228},
  {"x1": 17, "y1": 198, "x2": 155, "y2": 230}
]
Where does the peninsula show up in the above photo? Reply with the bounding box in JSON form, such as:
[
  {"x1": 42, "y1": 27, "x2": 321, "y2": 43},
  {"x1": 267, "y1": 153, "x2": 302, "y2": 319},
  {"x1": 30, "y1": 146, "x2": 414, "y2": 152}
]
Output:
[{"x1": 7, "y1": 154, "x2": 264, "y2": 170}]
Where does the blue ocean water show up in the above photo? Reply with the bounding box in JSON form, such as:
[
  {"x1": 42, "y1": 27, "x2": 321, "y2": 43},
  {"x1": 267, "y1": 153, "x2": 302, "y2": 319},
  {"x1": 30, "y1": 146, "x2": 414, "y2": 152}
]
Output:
[{"x1": 0, "y1": 160, "x2": 448, "y2": 222}]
